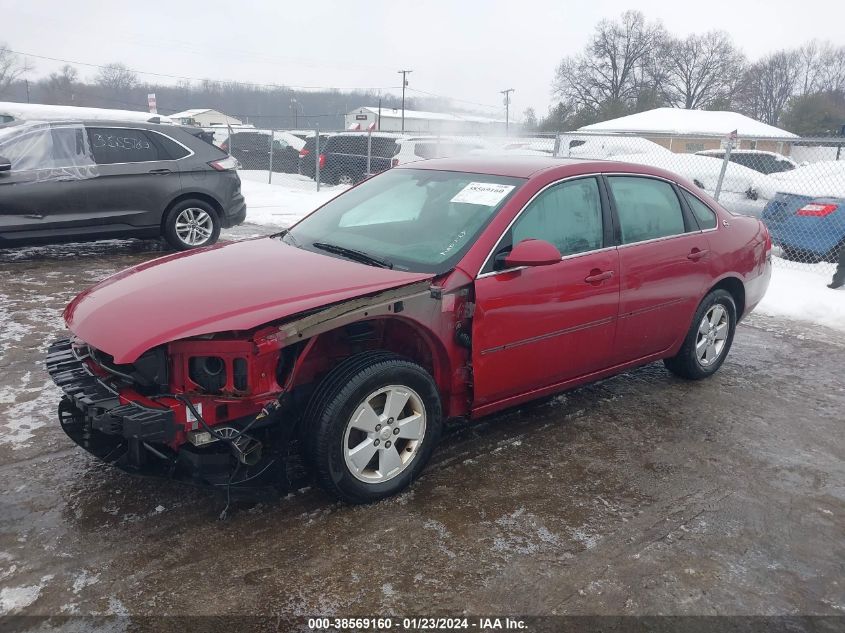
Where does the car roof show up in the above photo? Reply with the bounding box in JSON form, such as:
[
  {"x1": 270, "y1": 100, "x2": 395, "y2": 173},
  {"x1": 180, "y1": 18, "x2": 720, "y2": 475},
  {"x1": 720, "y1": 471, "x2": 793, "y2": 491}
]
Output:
[
  {"x1": 396, "y1": 156, "x2": 601, "y2": 178},
  {"x1": 331, "y1": 131, "x2": 405, "y2": 139},
  {"x1": 398, "y1": 155, "x2": 698, "y2": 185}
]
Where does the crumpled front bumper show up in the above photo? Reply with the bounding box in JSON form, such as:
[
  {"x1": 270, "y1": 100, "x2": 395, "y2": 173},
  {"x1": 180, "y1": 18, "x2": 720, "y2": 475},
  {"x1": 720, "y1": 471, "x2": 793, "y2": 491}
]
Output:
[
  {"x1": 45, "y1": 339, "x2": 300, "y2": 490},
  {"x1": 45, "y1": 338, "x2": 177, "y2": 466}
]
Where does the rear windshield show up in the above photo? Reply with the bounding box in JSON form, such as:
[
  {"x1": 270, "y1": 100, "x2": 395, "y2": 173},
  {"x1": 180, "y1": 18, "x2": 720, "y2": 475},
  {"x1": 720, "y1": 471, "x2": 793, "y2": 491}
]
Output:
[{"x1": 286, "y1": 168, "x2": 525, "y2": 273}]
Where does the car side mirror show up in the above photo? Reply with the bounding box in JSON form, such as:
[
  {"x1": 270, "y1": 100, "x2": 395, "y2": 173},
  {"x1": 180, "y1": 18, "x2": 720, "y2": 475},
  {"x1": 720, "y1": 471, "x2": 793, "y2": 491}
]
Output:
[
  {"x1": 504, "y1": 239, "x2": 562, "y2": 268},
  {"x1": 0, "y1": 156, "x2": 10, "y2": 172}
]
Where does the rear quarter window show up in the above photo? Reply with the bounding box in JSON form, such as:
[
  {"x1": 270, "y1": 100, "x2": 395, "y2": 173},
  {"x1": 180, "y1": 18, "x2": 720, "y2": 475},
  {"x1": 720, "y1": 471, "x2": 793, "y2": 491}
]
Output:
[{"x1": 682, "y1": 190, "x2": 718, "y2": 230}]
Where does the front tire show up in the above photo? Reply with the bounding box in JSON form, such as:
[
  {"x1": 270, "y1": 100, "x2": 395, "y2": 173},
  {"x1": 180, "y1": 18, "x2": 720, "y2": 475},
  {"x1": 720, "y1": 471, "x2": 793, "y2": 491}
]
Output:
[
  {"x1": 163, "y1": 199, "x2": 221, "y2": 250},
  {"x1": 304, "y1": 351, "x2": 442, "y2": 504},
  {"x1": 664, "y1": 289, "x2": 737, "y2": 380}
]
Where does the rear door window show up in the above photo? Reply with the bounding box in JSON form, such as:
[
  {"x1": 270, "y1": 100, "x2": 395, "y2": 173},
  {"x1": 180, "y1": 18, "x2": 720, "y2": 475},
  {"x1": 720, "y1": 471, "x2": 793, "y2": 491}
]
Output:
[
  {"x1": 87, "y1": 128, "x2": 164, "y2": 164},
  {"x1": 608, "y1": 176, "x2": 687, "y2": 244}
]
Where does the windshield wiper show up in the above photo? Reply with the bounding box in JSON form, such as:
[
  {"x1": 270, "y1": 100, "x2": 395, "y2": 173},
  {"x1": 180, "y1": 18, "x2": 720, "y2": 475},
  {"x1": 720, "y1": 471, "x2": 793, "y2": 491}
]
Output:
[{"x1": 311, "y1": 242, "x2": 393, "y2": 269}]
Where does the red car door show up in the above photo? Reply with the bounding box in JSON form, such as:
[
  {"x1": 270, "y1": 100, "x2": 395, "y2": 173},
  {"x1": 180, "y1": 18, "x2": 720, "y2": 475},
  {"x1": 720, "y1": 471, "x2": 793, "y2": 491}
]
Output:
[
  {"x1": 606, "y1": 175, "x2": 712, "y2": 363},
  {"x1": 472, "y1": 177, "x2": 620, "y2": 408}
]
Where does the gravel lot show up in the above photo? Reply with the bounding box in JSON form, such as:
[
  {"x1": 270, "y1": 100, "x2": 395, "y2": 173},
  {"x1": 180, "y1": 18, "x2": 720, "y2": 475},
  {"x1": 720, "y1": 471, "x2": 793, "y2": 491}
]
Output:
[{"x1": 1, "y1": 227, "x2": 844, "y2": 627}]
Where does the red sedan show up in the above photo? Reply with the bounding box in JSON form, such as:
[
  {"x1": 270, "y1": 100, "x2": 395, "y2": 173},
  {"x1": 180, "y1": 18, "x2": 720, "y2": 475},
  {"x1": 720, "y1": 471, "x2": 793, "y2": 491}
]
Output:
[{"x1": 47, "y1": 156, "x2": 772, "y2": 503}]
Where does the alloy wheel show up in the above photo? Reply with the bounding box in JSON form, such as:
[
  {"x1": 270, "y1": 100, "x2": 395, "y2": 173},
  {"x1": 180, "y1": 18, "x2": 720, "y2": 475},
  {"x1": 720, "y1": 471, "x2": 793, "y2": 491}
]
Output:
[
  {"x1": 175, "y1": 207, "x2": 214, "y2": 246},
  {"x1": 696, "y1": 304, "x2": 729, "y2": 366},
  {"x1": 342, "y1": 385, "x2": 426, "y2": 483}
]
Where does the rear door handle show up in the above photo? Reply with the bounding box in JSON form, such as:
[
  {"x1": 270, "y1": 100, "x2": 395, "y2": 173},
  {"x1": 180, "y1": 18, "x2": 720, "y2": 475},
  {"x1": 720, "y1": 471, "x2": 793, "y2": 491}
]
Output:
[
  {"x1": 585, "y1": 270, "x2": 614, "y2": 283},
  {"x1": 148, "y1": 168, "x2": 172, "y2": 175},
  {"x1": 687, "y1": 248, "x2": 709, "y2": 261}
]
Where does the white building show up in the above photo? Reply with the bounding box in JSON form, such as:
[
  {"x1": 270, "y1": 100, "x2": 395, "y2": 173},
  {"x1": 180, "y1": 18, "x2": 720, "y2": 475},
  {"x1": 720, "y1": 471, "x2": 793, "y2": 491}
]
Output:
[
  {"x1": 168, "y1": 108, "x2": 242, "y2": 127},
  {"x1": 579, "y1": 108, "x2": 797, "y2": 154},
  {"x1": 346, "y1": 106, "x2": 505, "y2": 135}
]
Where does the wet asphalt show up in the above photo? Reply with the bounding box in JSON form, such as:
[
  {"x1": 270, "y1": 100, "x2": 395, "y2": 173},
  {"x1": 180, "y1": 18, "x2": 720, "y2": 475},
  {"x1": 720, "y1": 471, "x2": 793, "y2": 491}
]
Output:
[{"x1": 0, "y1": 227, "x2": 844, "y2": 625}]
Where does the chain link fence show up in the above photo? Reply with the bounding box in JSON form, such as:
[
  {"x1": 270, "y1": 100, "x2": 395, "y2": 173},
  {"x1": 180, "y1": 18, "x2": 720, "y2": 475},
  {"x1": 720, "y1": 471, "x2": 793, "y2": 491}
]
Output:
[{"x1": 202, "y1": 124, "x2": 844, "y2": 276}]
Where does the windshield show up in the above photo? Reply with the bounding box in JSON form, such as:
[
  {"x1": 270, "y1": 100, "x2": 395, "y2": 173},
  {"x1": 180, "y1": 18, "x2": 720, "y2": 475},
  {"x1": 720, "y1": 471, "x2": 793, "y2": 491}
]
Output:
[{"x1": 286, "y1": 168, "x2": 524, "y2": 273}]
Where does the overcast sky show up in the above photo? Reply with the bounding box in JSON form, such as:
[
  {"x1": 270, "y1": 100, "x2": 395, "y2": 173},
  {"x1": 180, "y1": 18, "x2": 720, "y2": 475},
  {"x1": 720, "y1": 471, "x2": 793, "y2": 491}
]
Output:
[{"x1": 4, "y1": 0, "x2": 845, "y2": 118}]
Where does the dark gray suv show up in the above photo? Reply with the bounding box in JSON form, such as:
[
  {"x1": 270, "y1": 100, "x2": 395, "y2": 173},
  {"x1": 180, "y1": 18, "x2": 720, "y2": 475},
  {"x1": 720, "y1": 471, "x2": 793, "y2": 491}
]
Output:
[{"x1": 0, "y1": 120, "x2": 246, "y2": 250}]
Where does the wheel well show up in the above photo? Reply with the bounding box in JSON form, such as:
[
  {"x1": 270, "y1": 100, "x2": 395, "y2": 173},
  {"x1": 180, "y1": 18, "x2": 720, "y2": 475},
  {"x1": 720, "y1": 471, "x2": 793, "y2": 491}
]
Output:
[
  {"x1": 711, "y1": 277, "x2": 746, "y2": 319},
  {"x1": 161, "y1": 193, "x2": 224, "y2": 231},
  {"x1": 288, "y1": 317, "x2": 454, "y2": 414}
]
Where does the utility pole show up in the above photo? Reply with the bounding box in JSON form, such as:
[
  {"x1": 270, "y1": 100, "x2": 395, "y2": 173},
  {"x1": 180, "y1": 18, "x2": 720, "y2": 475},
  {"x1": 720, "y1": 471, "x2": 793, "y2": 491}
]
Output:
[
  {"x1": 25, "y1": 79, "x2": 31, "y2": 103},
  {"x1": 500, "y1": 88, "x2": 514, "y2": 135},
  {"x1": 398, "y1": 70, "x2": 412, "y2": 132}
]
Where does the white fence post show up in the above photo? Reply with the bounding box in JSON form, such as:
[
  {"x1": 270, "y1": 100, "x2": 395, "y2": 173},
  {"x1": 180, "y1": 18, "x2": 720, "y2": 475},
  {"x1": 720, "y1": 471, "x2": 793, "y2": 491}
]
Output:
[
  {"x1": 315, "y1": 125, "x2": 321, "y2": 192},
  {"x1": 268, "y1": 129, "x2": 274, "y2": 185},
  {"x1": 713, "y1": 135, "x2": 735, "y2": 202}
]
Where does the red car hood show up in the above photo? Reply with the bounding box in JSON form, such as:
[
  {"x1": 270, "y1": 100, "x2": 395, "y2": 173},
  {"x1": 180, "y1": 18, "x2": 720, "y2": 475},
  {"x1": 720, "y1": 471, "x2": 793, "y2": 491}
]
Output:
[{"x1": 65, "y1": 238, "x2": 433, "y2": 363}]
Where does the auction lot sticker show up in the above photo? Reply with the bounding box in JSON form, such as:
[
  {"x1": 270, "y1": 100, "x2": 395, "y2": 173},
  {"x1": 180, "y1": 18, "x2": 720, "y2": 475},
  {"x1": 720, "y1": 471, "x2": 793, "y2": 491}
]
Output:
[{"x1": 451, "y1": 182, "x2": 515, "y2": 206}]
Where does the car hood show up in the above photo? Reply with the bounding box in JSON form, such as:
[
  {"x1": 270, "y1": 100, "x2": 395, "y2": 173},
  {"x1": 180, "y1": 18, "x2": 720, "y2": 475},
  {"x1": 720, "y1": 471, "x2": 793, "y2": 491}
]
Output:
[{"x1": 65, "y1": 237, "x2": 434, "y2": 363}]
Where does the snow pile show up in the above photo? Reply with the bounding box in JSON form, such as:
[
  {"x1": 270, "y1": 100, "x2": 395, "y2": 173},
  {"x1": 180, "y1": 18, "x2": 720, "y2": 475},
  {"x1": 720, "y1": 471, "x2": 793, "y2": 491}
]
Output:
[
  {"x1": 757, "y1": 262, "x2": 845, "y2": 332},
  {"x1": 759, "y1": 161, "x2": 845, "y2": 199},
  {"x1": 238, "y1": 170, "x2": 347, "y2": 228}
]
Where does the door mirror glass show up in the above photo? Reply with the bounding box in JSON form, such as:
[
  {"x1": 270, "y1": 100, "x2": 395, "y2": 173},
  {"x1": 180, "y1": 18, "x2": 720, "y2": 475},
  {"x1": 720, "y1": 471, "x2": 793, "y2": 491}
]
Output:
[
  {"x1": 504, "y1": 239, "x2": 561, "y2": 268},
  {"x1": 0, "y1": 155, "x2": 10, "y2": 171}
]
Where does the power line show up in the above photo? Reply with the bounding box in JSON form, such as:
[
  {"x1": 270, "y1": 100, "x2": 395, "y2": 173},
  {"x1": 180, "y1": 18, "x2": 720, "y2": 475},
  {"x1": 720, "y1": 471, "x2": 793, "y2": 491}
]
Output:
[
  {"x1": 7, "y1": 49, "x2": 394, "y2": 93},
  {"x1": 404, "y1": 87, "x2": 499, "y2": 111},
  {"x1": 9, "y1": 49, "x2": 505, "y2": 119}
]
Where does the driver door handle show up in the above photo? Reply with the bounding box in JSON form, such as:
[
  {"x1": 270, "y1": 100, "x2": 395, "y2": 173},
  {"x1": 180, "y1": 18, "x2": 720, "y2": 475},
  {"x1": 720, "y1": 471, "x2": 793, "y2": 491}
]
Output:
[
  {"x1": 148, "y1": 168, "x2": 172, "y2": 175},
  {"x1": 585, "y1": 270, "x2": 614, "y2": 284}
]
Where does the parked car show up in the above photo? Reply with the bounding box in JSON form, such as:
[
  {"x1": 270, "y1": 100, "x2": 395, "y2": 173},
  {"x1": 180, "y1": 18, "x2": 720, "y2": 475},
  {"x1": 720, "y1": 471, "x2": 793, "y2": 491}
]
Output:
[
  {"x1": 613, "y1": 151, "x2": 769, "y2": 217},
  {"x1": 316, "y1": 132, "x2": 403, "y2": 185},
  {"x1": 760, "y1": 161, "x2": 845, "y2": 262},
  {"x1": 221, "y1": 130, "x2": 305, "y2": 173},
  {"x1": 297, "y1": 133, "x2": 333, "y2": 179},
  {"x1": 393, "y1": 136, "x2": 484, "y2": 164},
  {"x1": 696, "y1": 149, "x2": 798, "y2": 175},
  {"x1": 0, "y1": 120, "x2": 245, "y2": 250},
  {"x1": 47, "y1": 156, "x2": 771, "y2": 503}
]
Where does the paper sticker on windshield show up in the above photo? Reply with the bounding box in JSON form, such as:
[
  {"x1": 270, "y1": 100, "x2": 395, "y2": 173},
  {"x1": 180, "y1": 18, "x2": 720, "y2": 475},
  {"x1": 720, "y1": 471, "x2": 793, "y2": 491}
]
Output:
[{"x1": 450, "y1": 182, "x2": 515, "y2": 206}]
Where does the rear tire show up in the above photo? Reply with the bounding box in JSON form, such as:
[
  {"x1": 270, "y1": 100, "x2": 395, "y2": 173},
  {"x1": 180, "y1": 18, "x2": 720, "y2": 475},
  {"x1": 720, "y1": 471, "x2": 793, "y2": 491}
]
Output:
[
  {"x1": 303, "y1": 351, "x2": 442, "y2": 504},
  {"x1": 163, "y1": 199, "x2": 221, "y2": 250},
  {"x1": 664, "y1": 289, "x2": 737, "y2": 380}
]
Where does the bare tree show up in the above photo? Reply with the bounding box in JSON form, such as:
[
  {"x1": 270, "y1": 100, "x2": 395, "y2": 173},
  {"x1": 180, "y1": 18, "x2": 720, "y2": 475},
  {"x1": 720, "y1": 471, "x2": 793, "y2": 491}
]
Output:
[
  {"x1": 553, "y1": 11, "x2": 665, "y2": 116},
  {"x1": 817, "y1": 45, "x2": 845, "y2": 93},
  {"x1": 0, "y1": 44, "x2": 31, "y2": 97},
  {"x1": 95, "y1": 62, "x2": 138, "y2": 91},
  {"x1": 658, "y1": 31, "x2": 745, "y2": 109},
  {"x1": 736, "y1": 50, "x2": 801, "y2": 126},
  {"x1": 44, "y1": 64, "x2": 78, "y2": 104},
  {"x1": 522, "y1": 107, "x2": 538, "y2": 130}
]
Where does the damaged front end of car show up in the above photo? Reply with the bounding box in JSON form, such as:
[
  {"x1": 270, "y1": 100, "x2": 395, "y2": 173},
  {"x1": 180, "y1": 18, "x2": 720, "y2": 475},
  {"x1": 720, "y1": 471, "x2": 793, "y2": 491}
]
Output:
[{"x1": 45, "y1": 277, "x2": 461, "y2": 493}]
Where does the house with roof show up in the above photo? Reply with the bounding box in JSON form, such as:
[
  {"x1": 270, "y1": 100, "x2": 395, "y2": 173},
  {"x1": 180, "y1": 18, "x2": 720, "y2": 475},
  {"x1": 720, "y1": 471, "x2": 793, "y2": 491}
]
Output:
[
  {"x1": 578, "y1": 107, "x2": 798, "y2": 155},
  {"x1": 169, "y1": 108, "x2": 242, "y2": 127},
  {"x1": 346, "y1": 106, "x2": 505, "y2": 135}
]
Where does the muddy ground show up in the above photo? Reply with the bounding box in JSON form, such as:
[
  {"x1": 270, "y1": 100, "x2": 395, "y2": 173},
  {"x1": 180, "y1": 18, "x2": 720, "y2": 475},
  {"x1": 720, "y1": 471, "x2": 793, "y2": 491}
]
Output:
[{"x1": 0, "y1": 227, "x2": 844, "y2": 627}]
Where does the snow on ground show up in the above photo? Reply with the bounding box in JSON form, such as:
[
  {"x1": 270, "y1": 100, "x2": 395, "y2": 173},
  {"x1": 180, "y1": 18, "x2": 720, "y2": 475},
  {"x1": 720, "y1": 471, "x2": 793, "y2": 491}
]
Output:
[
  {"x1": 757, "y1": 259, "x2": 845, "y2": 332},
  {"x1": 238, "y1": 170, "x2": 347, "y2": 228}
]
